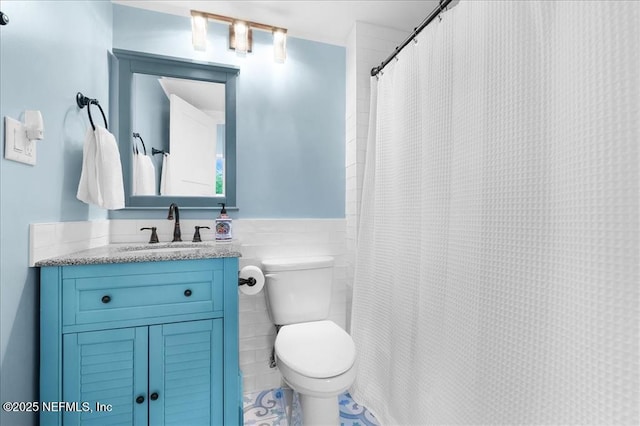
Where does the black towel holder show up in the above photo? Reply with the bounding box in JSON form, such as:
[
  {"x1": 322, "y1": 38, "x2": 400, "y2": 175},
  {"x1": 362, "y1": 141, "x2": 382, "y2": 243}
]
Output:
[
  {"x1": 152, "y1": 147, "x2": 167, "y2": 156},
  {"x1": 132, "y1": 132, "x2": 147, "y2": 155},
  {"x1": 76, "y1": 92, "x2": 107, "y2": 131}
]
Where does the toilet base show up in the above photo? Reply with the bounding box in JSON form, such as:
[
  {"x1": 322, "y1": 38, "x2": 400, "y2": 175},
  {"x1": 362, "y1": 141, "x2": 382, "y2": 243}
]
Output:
[{"x1": 299, "y1": 393, "x2": 339, "y2": 426}]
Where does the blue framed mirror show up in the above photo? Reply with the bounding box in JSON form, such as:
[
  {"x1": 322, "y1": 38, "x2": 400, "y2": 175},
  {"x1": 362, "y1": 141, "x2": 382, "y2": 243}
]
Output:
[{"x1": 111, "y1": 48, "x2": 239, "y2": 209}]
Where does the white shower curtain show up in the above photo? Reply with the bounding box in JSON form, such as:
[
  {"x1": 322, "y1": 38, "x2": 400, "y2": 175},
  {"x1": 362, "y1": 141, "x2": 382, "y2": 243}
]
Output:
[{"x1": 351, "y1": 1, "x2": 639, "y2": 425}]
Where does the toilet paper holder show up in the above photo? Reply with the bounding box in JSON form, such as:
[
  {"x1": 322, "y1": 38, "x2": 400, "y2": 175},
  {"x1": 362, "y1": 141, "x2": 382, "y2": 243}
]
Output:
[
  {"x1": 237, "y1": 265, "x2": 265, "y2": 295},
  {"x1": 238, "y1": 276, "x2": 257, "y2": 287}
]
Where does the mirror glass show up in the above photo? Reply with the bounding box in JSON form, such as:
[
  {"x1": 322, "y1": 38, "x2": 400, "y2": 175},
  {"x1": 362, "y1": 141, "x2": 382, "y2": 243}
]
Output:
[
  {"x1": 112, "y1": 48, "x2": 238, "y2": 209},
  {"x1": 131, "y1": 74, "x2": 226, "y2": 197}
]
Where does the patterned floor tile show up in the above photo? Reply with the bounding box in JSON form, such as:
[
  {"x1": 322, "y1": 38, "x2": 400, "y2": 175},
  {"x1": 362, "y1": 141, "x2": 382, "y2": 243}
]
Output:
[
  {"x1": 243, "y1": 388, "x2": 288, "y2": 426},
  {"x1": 339, "y1": 393, "x2": 380, "y2": 426},
  {"x1": 243, "y1": 388, "x2": 379, "y2": 426}
]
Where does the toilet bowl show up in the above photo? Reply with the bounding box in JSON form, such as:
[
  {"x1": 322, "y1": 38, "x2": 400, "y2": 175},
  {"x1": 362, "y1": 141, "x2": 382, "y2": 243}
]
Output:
[
  {"x1": 261, "y1": 257, "x2": 357, "y2": 425},
  {"x1": 275, "y1": 320, "x2": 356, "y2": 425}
]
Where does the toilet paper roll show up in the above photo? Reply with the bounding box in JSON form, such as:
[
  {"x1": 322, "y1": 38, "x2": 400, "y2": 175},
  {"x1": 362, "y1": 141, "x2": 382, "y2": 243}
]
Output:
[{"x1": 238, "y1": 265, "x2": 265, "y2": 295}]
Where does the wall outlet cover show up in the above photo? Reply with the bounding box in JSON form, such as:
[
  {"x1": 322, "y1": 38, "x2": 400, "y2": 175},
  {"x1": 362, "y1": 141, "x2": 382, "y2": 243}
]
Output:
[{"x1": 4, "y1": 116, "x2": 36, "y2": 166}]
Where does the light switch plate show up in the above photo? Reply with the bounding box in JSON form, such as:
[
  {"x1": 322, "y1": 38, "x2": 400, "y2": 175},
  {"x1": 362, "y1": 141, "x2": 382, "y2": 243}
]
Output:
[{"x1": 4, "y1": 116, "x2": 36, "y2": 165}]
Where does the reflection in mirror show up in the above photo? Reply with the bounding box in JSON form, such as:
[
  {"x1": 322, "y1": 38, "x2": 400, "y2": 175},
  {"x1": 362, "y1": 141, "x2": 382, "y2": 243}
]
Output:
[
  {"x1": 132, "y1": 75, "x2": 225, "y2": 197},
  {"x1": 112, "y1": 48, "x2": 238, "y2": 209}
]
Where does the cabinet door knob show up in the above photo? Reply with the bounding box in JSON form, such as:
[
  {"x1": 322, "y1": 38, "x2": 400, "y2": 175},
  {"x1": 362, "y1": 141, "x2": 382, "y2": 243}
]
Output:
[
  {"x1": 184, "y1": 289, "x2": 192, "y2": 297},
  {"x1": 150, "y1": 392, "x2": 159, "y2": 401},
  {"x1": 135, "y1": 395, "x2": 145, "y2": 404},
  {"x1": 101, "y1": 295, "x2": 111, "y2": 304}
]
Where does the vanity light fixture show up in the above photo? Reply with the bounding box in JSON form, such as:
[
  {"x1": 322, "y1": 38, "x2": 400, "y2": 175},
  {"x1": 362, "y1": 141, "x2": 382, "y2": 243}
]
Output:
[
  {"x1": 230, "y1": 20, "x2": 251, "y2": 54},
  {"x1": 190, "y1": 10, "x2": 287, "y2": 62},
  {"x1": 191, "y1": 12, "x2": 208, "y2": 51}
]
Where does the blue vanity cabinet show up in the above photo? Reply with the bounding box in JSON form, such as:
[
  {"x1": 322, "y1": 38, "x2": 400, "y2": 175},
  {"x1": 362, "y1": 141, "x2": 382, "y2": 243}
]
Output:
[{"x1": 40, "y1": 257, "x2": 240, "y2": 426}]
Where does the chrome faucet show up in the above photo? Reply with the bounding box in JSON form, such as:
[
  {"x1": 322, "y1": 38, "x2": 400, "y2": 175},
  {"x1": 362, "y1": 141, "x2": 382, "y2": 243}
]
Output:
[{"x1": 167, "y1": 203, "x2": 182, "y2": 242}]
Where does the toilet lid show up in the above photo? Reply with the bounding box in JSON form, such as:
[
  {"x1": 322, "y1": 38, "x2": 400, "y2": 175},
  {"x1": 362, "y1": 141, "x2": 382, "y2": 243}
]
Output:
[{"x1": 275, "y1": 321, "x2": 356, "y2": 379}]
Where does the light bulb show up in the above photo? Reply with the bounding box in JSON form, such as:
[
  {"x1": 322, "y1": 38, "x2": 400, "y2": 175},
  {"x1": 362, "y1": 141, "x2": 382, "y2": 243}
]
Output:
[
  {"x1": 273, "y1": 29, "x2": 287, "y2": 63},
  {"x1": 191, "y1": 14, "x2": 207, "y2": 51},
  {"x1": 234, "y1": 21, "x2": 249, "y2": 54}
]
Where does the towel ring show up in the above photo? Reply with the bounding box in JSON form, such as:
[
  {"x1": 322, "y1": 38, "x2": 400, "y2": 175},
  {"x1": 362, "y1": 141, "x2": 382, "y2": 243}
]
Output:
[
  {"x1": 132, "y1": 132, "x2": 147, "y2": 155},
  {"x1": 76, "y1": 92, "x2": 108, "y2": 131}
]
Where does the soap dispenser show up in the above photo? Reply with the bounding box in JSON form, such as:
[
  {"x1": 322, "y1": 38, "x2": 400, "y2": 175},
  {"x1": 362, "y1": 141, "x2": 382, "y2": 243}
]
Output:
[{"x1": 215, "y1": 203, "x2": 233, "y2": 241}]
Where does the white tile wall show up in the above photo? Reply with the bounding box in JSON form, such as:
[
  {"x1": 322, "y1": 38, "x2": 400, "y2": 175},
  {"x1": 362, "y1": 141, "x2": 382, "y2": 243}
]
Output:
[
  {"x1": 30, "y1": 218, "x2": 347, "y2": 394},
  {"x1": 345, "y1": 21, "x2": 410, "y2": 330},
  {"x1": 29, "y1": 220, "x2": 110, "y2": 267},
  {"x1": 110, "y1": 218, "x2": 218, "y2": 244}
]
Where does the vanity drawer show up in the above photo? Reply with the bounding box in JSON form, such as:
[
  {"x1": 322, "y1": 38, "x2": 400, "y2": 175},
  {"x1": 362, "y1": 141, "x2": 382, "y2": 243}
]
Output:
[{"x1": 61, "y1": 261, "x2": 224, "y2": 326}]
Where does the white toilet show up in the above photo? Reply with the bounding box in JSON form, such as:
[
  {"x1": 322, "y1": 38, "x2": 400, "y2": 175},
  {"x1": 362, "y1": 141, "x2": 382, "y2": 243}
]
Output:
[{"x1": 261, "y1": 256, "x2": 356, "y2": 426}]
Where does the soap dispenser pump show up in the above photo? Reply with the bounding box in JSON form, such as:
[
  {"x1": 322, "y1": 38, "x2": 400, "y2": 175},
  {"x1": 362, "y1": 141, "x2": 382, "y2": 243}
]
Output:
[{"x1": 215, "y1": 203, "x2": 233, "y2": 241}]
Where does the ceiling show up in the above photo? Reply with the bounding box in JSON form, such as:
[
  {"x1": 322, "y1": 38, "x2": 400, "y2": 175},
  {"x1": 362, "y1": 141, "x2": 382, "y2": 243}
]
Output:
[{"x1": 112, "y1": 1, "x2": 441, "y2": 46}]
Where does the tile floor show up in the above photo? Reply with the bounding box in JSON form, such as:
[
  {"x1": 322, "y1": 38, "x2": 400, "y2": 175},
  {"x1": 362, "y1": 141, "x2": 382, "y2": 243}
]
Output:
[{"x1": 243, "y1": 387, "x2": 379, "y2": 426}]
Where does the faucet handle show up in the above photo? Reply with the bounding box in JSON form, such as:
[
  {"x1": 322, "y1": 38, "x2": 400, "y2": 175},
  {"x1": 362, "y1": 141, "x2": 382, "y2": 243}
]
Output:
[
  {"x1": 192, "y1": 226, "x2": 210, "y2": 242},
  {"x1": 140, "y1": 227, "x2": 159, "y2": 244}
]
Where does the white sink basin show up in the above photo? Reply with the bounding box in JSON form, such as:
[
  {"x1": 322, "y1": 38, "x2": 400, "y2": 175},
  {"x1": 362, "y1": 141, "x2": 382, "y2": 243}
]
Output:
[
  {"x1": 130, "y1": 246, "x2": 202, "y2": 254},
  {"x1": 119, "y1": 244, "x2": 207, "y2": 255}
]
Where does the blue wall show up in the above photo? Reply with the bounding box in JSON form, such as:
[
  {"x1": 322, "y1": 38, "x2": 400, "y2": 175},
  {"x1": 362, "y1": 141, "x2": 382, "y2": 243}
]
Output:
[
  {"x1": 112, "y1": 4, "x2": 346, "y2": 218},
  {"x1": 0, "y1": 2, "x2": 112, "y2": 425}
]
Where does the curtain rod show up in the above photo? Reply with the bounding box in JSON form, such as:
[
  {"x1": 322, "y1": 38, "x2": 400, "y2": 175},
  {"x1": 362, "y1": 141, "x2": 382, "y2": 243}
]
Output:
[{"x1": 371, "y1": 0, "x2": 454, "y2": 77}]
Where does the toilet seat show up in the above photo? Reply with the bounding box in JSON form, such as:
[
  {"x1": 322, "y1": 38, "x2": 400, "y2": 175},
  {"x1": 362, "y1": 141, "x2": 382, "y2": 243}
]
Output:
[{"x1": 275, "y1": 320, "x2": 355, "y2": 379}]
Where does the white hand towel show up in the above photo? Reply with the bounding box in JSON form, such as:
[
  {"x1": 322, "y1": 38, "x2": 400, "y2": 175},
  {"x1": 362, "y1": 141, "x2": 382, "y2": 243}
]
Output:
[
  {"x1": 77, "y1": 128, "x2": 101, "y2": 206},
  {"x1": 140, "y1": 155, "x2": 156, "y2": 195},
  {"x1": 94, "y1": 126, "x2": 125, "y2": 210},
  {"x1": 132, "y1": 150, "x2": 138, "y2": 196},
  {"x1": 160, "y1": 153, "x2": 172, "y2": 196},
  {"x1": 133, "y1": 153, "x2": 156, "y2": 195}
]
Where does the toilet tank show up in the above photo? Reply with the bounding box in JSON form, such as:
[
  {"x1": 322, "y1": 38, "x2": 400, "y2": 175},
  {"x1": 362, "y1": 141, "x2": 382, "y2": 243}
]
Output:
[{"x1": 261, "y1": 256, "x2": 334, "y2": 325}]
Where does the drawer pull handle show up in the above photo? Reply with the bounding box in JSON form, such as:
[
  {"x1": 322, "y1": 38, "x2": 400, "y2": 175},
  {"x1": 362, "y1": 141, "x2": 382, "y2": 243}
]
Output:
[
  {"x1": 150, "y1": 392, "x2": 159, "y2": 401},
  {"x1": 101, "y1": 295, "x2": 111, "y2": 304},
  {"x1": 136, "y1": 395, "x2": 145, "y2": 404},
  {"x1": 184, "y1": 289, "x2": 192, "y2": 297}
]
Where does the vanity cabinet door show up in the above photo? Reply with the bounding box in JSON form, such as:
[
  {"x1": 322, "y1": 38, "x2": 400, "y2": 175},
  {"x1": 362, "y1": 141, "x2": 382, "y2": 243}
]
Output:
[
  {"x1": 62, "y1": 327, "x2": 149, "y2": 426},
  {"x1": 148, "y1": 319, "x2": 223, "y2": 426}
]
